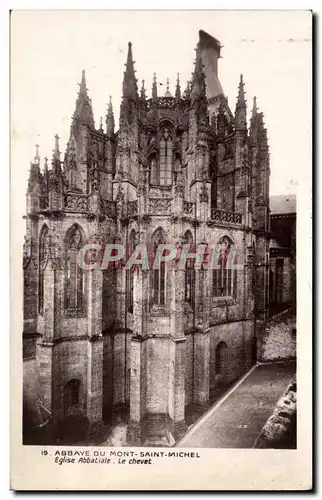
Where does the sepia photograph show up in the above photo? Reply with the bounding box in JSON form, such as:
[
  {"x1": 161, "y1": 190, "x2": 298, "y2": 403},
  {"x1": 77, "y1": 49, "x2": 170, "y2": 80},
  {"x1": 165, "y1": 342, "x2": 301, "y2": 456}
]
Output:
[{"x1": 10, "y1": 8, "x2": 312, "y2": 490}]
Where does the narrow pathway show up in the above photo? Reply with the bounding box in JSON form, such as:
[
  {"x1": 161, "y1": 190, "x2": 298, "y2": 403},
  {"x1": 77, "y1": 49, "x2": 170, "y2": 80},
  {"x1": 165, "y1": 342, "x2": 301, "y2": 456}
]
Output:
[{"x1": 177, "y1": 362, "x2": 295, "y2": 448}]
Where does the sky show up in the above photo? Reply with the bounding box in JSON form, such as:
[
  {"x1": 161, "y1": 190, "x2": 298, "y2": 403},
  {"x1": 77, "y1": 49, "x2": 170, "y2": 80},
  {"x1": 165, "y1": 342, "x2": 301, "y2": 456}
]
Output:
[{"x1": 11, "y1": 10, "x2": 311, "y2": 243}]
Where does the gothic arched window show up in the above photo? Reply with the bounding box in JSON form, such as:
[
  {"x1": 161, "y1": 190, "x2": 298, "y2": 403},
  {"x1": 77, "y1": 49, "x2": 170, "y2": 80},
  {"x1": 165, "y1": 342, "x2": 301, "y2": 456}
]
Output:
[
  {"x1": 38, "y1": 224, "x2": 49, "y2": 314},
  {"x1": 127, "y1": 230, "x2": 136, "y2": 312},
  {"x1": 152, "y1": 229, "x2": 166, "y2": 306},
  {"x1": 215, "y1": 341, "x2": 228, "y2": 375},
  {"x1": 184, "y1": 231, "x2": 195, "y2": 307},
  {"x1": 159, "y1": 128, "x2": 173, "y2": 186},
  {"x1": 212, "y1": 236, "x2": 238, "y2": 299},
  {"x1": 65, "y1": 225, "x2": 84, "y2": 313}
]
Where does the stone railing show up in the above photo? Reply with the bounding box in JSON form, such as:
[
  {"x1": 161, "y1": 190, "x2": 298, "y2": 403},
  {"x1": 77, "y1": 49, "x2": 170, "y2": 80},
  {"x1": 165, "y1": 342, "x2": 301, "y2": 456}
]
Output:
[
  {"x1": 149, "y1": 198, "x2": 172, "y2": 215},
  {"x1": 156, "y1": 96, "x2": 177, "y2": 108},
  {"x1": 100, "y1": 199, "x2": 116, "y2": 218},
  {"x1": 64, "y1": 193, "x2": 88, "y2": 212},
  {"x1": 183, "y1": 201, "x2": 194, "y2": 215},
  {"x1": 127, "y1": 200, "x2": 138, "y2": 218},
  {"x1": 211, "y1": 208, "x2": 243, "y2": 225}
]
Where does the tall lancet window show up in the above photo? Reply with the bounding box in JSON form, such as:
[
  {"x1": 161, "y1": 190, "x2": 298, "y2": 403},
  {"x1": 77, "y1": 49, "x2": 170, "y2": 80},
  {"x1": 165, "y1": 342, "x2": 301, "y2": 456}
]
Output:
[
  {"x1": 38, "y1": 224, "x2": 49, "y2": 315},
  {"x1": 184, "y1": 231, "x2": 195, "y2": 307},
  {"x1": 127, "y1": 230, "x2": 136, "y2": 313},
  {"x1": 152, "y1": 229, "x2": 166, "y2": 306},
  {"x1": 65, "y1": 225, "x2": 84, "y2": 313},
  {"x1": 212, "y1": 236, "x2": 238, "y2": 299},
  {"x1": 159, "y1": 128, "x2": 172, "y2": 186}
]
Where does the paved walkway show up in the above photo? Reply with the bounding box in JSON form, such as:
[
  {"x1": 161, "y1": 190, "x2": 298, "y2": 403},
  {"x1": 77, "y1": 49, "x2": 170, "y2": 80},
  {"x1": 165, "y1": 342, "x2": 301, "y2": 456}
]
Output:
[{"x1": 177, "y1": 361, "x2": 295, "y2": 448}]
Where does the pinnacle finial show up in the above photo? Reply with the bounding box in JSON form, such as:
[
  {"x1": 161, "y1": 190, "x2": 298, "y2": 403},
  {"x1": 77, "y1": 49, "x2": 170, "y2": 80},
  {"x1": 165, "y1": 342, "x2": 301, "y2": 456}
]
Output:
[
  {"x1": 252, "y1": 96, "x2": 257, "y2": 115},
  {"x1": 79, "y1": 69, "x2": 87, "y2": 95},
  {"x1": 106, "y1": 95, "x2": 115, "y2": 136},
  {"x1": 126, "y1": 42, "x2": 133, "y2": 68},
  {"x1": 235, "y1": 74, "x2": 247, "y2": 129},
  {"x1": 44, "y1": 156, "x2": 48, "y2": 171},
  {"x1": 34, "y1": 144, "x2": 40, "y2": 164},
  {"x1": 122, "y1": 42, "x2": 138, "y2": 100},
  {"x1": 164, "y1": 77, "x2": 173, "y2": 97},
  {"x1": 175, "y1": 73, "x2": 181, "y2": 100},
  {"x1": 140, "y1": 79, "x2": 146, "y2": 100},
  {"x1": 152, "y1": 72, "x2": 157, "y2": 101},
  {"x1": 52, "y1": 134, "x2": 60, "y2": 162},
  {"x1": 99, "y1": 116, "x2": 103, "y2": 130},
  {"x1": 54, "y1": 134, "x2": 60, "y2": 154},
  {"x1": 52, "y1": 134, "x2": 62, "y2": 176},
  {"x1": 73, "y1": 69, "x2": 95, "y2": 130}
]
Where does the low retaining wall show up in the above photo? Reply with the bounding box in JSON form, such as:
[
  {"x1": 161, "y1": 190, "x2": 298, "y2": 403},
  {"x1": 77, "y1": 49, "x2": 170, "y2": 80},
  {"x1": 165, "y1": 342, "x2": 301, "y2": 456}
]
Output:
[{"x1": 253, "y1": 377, "x2": 296, "y2": 449}]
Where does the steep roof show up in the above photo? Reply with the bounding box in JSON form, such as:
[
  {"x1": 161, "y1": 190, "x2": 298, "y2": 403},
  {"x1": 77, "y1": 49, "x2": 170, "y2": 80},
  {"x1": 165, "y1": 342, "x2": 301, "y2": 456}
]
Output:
[{"x1": 270, "y1": 194, "x2": 296, "y2": 215}]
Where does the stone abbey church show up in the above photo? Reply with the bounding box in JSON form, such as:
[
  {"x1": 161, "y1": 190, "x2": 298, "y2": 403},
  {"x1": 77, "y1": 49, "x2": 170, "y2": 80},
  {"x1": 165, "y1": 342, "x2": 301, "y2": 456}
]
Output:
[{"x1": 23, "y1": 30, "x2": 270, "y2": 446}]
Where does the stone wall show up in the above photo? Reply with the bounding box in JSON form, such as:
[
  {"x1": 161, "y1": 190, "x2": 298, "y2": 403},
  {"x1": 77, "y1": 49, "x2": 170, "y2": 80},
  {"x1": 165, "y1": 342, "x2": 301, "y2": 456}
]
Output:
[{"x1": 261, "y1": 310, "x2": 296, "y2": 362}]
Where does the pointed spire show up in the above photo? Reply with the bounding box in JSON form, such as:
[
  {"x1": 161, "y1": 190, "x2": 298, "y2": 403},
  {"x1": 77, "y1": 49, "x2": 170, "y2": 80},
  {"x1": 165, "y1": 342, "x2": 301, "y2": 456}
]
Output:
[
  {"x1": 183, "y1": 80, "x2": 191, "y2": 99},
  {"x1": 258, "y1": 112, "x2": 268, "y2": 142},
  {"x1": 249, "y1": 97, "x2": 260, "y2": 144},
  {"x1": 235, "y1": 74, "x2": 247, "y2": 130},
  {"x1": 122, "y1": 41, "x2": 138, "y2": 100},
  {"x1": 140, "y1": 79, "x2": 146, "y2": 100},
  {"x1": 79, "y1": 69, "x2": 87, "y2": 96},
  {"x1": 175, "y1": 73, "x2": 181, "y2": 101},
  {"x1": 106, "y1": 95, "x2": 115, "y2": 136},
  {"x1": 43, "y1": 156, "x2": 49, "y2": 192},
  {"x1": 53, "y1": 134, "x2": 60, "y2": 160},
  {"x1": 72, "y1": 69, "x2": 95, "y2": 133},
  {"x1": 27, "y1": 143, "x2": 41, "y2": 192},
  {"x1": 152, "y1": 73, "x2": 157, "y2": 102},
  {"x1": 52, "y1": 134, "x2": 62, "y2": 176},
  {"x1": 237, "y1": 74, "x2": 245, "y2": 104},
  {"x1": 252, "y1": 96, "x2": 257, "y2": 117},
  {"x1": 164, "y1": 77, "x2": 173, "y2": 97},
  {"x1": 34, "y1": 144, "x2": 40, "y2": 165}
]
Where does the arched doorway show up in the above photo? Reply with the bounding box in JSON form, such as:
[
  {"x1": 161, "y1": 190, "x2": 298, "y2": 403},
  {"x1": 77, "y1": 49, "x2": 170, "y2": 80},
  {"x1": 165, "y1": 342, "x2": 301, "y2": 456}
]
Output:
[
  {"x1": 64, "y1": 379, "x2": 81, "y2": 416},
  {"x1": 55, "y1": 379, "x2": 89, "y2": 444},
  {"x1": 215, "y1": 341, "x2": 228, "y2": 376}
]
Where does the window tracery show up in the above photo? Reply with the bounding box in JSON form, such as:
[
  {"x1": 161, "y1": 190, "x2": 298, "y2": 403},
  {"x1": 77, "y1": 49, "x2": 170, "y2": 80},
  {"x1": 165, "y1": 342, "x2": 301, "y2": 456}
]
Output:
[
  {"x1": 65, "y1": 225, "x2": 84, "y2": 313},
  {"x1": 38, "y1": 225, "x2": 49, "y2": 314},
  {"x1": 212, "y1": 236, "x2": 238, "y2": 299}
]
